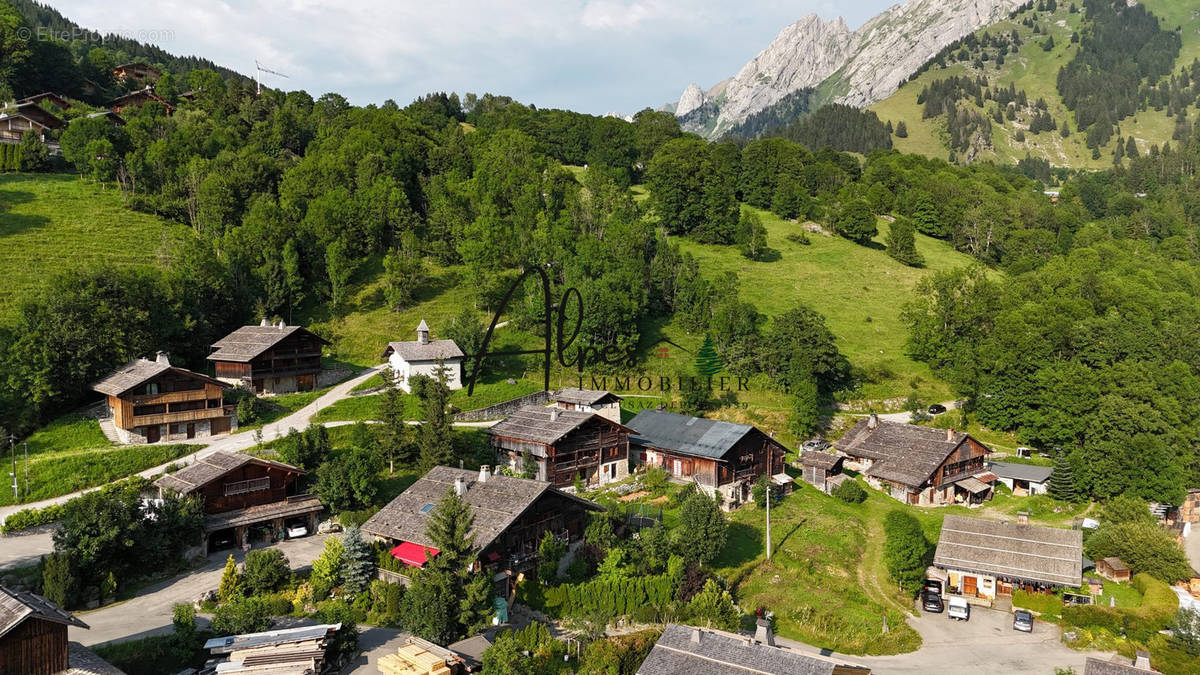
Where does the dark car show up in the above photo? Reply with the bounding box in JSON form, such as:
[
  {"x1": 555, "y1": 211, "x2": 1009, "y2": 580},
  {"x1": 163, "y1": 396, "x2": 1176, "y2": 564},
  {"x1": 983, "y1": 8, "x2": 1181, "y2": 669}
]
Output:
[
  {"x1": 1013, "y1": 609, "x2": 1034, "y2": 632},
  {"x1": 922, "y1": 591, "x2": 944, "y2": 613},
  {"x1": 923, "y1": 579, "x2": 943, "y2": 595},
  {"x1": 928, "y1": 404, "x2": 947, "y2": 415},
  {"x1": 209, "y1": 530, "x2": 236, "y2": 551}
]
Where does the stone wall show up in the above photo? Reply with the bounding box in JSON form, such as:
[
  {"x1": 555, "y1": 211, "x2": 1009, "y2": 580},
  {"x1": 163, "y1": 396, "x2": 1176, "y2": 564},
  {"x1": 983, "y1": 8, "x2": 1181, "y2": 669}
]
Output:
[{"x1": 453, "y1": 390, "x2": 550, "y2": 422}]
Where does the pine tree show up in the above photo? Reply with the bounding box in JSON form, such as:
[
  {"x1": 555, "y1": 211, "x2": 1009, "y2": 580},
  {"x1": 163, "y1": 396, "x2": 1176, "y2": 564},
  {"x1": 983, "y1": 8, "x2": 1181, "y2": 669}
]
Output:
[
  {"x1": 426, "y1": 489, "x2": 477, "y2": 572},
  {"x1": 377, "y1": 370, "x2": 410, "y2": 474},
  {"x1": 417, "y1": 366, "x2": 455, "y2": 472},
  {"x1": 895, "y1": 120, "x2": 908, "y2": 138},
  {"x1": 341, "y1": 526, "x2": 375, "y2": 596},
  {"x1": 41, "y1": 553, "x2": 73, "y2": 609},
  {"x1": 693, "y1": 334, "x2": 722, "y2": 377},
  {"x1": 1048, "y1": 452, "x2": 1082, "y2": 502},
  {"x1": 218, "y1": 554, "x2": 243, "y2": 603},
  {"x1": 885, "y1": 216, "x2": 925, "y2": 267}
]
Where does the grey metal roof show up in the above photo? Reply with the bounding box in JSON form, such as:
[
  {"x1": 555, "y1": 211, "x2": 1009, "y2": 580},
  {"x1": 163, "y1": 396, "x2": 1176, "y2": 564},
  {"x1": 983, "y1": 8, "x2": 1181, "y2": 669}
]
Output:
[
  {"x1": 486, "y1": 405, "x2": 628, "y2": 446},
  {"x1": 0, "y1": 586, "x2": 88, "y2": 639},
  {"x1": 382, "y1": 338, "x2": 465, "y2": 363},
  {"x1": 626, "y1": 410, "x2": 755, "y2": 460},
  {"x1": 637, "y1": 624, "x2": 845, "y2": 675},
  {"x1": 203, "y1": 623, "x2": 340, "y2": 652},
  {"x1": 154, "y1": 451, "x2": 304, "y2": 495},
  {"x1": 554, "y1": 388, "x2": 621, "y2": 406},
  {"x1": 208, "y1": 324, "x2": 329, "y2": 363},
  {"x1": 362, "y1": 466, "x2": 602, "y2": 551},
  {"x1": 987, "y1": 461, "x2": 1054, "y2": 484},
  {"x1": 92, "y1": 357, "x2": 227, "y2": 397},
  {"x1": 933, "y1": 515, "x2": 1083, "y2": 588}
]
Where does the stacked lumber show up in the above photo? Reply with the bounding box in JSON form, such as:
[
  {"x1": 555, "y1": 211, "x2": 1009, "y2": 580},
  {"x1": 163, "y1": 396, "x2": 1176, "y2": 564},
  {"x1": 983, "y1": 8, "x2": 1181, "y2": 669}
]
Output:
[
  {"x1": 376, "y1": 638, "x2": 455, "y2": 675},
  {"x1": 200, "y1": 623, "x2": 340, "y2": 674}
]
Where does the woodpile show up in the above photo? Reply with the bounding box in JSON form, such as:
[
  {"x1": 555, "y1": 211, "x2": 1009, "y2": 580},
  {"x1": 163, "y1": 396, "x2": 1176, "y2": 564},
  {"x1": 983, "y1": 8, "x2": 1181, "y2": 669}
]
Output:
[{"x1": 377, "y1": 636, "x2": 457, "y2": 675}]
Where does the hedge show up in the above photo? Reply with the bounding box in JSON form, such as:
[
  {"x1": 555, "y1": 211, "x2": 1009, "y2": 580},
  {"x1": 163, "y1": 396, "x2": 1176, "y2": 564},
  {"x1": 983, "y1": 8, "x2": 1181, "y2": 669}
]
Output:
[
  {"x1": 0, "y1": 143, "x2": 22, "y2": 172},
  {"x1": 542, "y1": 574, "x2": 675, "y2": 619},
  {"x1": 2, "y1": 503, "x2": 65, "y2": 534}
]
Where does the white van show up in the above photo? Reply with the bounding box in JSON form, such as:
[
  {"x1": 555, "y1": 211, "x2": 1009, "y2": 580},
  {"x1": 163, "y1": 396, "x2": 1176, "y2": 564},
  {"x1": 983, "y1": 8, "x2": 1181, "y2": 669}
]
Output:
[{"x1": 948, "y1": 596, "x2": 970, "y2": 621}]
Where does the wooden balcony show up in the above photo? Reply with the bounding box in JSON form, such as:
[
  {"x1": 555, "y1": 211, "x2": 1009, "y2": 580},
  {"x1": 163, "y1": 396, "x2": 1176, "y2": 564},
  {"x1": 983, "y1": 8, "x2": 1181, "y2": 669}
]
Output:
[
  {"x1": 129, "y1": 389, "x2": 211, "y2": 405},
  {"x1": 132, "y1": 407, "x2": 229, "y2": 426}
]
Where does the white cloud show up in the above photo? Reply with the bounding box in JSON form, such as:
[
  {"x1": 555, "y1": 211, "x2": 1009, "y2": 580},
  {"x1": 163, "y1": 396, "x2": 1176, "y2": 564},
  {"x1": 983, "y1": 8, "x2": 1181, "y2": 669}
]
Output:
[{"x1": 45, "y1": 0, "x2": 894, "y2": 114}]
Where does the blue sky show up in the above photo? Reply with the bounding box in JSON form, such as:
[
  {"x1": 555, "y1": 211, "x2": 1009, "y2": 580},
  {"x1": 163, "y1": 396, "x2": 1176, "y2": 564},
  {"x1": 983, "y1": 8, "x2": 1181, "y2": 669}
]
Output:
[{"x1": 49, "y1": 0, "x2": 895, "y2": 115}]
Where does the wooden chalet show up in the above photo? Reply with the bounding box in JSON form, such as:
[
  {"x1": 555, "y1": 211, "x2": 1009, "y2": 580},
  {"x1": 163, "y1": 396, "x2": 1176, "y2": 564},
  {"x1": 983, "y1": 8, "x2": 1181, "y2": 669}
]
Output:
[
  {"x1": 800, "y1": 450, "x2": 844, "y2": 494},
  {"x1": 933, "y1": 514, "x2": 1083, "y2": 601},
  {"x1": 835, "y1": 415, "x2": 994, "y2": 506},
  {"x1": 108, "y1": 85, "x2": 174, "y2": 115},
  {"x1": 636, "y1": 624, "x2": 870, "y2": 675},
  {"x1": 362, "y1": 466, "x2": 602, "y2": 593},
  {"x1": 0, "y1": 102, "x2": 65, "y2": 143},
  {"x1": 208, "y1": 320, "x2": 330, "y2": 394},
  {"x1": 1097, "y1": 557, "x2": 1131, "y2": 583},
  {"x1": 552, "y1": 388, "x2": 622, "y2": 423},
  {"x1": 626, "y1": 409, "x2": 788, "y2": 509},
  {"x1": 486, "y1": 405, "x2": 632, "y2": 487},
  {"x1": 15, "y1": 92, "x2": 71, "y2": 111},
  {"x1": 0, "y1": 586, "x2": 89, "y2": 675},
  {"x1": 155, "y1": 450, "x2": 322, "y2": 553},
  {"x1": 112, "y1": 62, "x2": 161, "y2": 83},
  {"x1": 92, "y1": 352, "x2": 235, "y2": 444}
]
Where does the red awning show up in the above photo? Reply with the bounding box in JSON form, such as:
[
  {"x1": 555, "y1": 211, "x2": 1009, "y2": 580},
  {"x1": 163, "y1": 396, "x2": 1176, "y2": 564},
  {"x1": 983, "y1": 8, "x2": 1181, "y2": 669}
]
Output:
[{"x1": 390, "y1": 541, "x2": 439, "y2": 567}]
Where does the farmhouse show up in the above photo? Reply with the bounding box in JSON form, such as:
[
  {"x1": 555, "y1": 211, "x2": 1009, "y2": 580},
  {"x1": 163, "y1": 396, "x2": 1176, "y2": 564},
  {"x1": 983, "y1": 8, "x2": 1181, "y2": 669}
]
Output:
[
  {"x1": 208, "y1": 320, "x2": 331, "y2": 394},
  {"x1": 382, "y1": 319, "x2": 465, "y2": 392},
  {"x1": 0, "y1": 586, "x2": 122, "y2": 675},
  {"x1": 552, "y1": 388, "x2": 623, "y2": 423},
  {"x1": 112, "y1": 62, "x2": 162, "y2": 83},
  {"x1": 487, "y1": 405, "x2": 632, "y2": 487},
  {"x1": 835, "y1": 415, "x2": 994, "y2": 506},
  {"x1": 627, "y1": 409, "x2": 788, "y2": 508},
  {"x1": 1097, "y1": 557, "x2": 1131, "y2": 583},
  {"x1": 636, "y1": 623, "x2": 870, "y2": 675},
  {"x1": 154, "y1": 450, "x2": 323, "y2": 554},
  {"x1": 800, "y1": 450, "x2": 845, "y2": 494},
  {"x1": 0, "y1": 102, "x2": 66, "y2": 144},
  {"x1": 108, "y1": 85, "x2": 174, "y2": 115},
  {"x1": 362, "y1": 466, "x2": 601, "y2": 593},
  {"x1": 933, "y1": 514, "x2": 1083, "y2": 601},
  {"x1": 988, "y1": 460, "x2": 1053, "y2": 496},
  {"x1": 92, "y1": 352, "x2": 235, "y2": 444}
]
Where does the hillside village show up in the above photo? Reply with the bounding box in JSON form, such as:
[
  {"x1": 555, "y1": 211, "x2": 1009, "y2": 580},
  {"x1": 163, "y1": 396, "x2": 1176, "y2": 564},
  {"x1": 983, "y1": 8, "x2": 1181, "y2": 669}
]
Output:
[{"x1": 3, "y1": 0, "x2": 1200, "y2": 674}]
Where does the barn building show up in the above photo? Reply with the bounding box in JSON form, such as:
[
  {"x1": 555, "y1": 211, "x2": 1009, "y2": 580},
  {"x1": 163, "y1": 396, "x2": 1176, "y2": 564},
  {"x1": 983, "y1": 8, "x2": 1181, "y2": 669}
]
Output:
[
  {"x1": 800, "y1": 450, "x2": 845, "y2": 494},
  {"x1": 0, "y1": 586, "x2": 122, "y2": 675},
  {"x1": 208, "y1": 320, "x2": 330, "y2": 394},
  {"x1": 92, "y1": 352, "x2": 235, "y2": 444},
  {"x1": 486, "y1": 405, "x2": 632, "y2": 487}
]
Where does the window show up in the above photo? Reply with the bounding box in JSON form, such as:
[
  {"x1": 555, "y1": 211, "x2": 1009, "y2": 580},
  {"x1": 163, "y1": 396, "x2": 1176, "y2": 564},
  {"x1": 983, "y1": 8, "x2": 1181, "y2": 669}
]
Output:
[
  {"x1": 224, "y1": 477, "x2": 270, "y2": 496},
  {"x1": 419, "y1": 503, "x2": 436, "y2": 514},
  {"x1": 146, "y1": 382, "x2": 159, "y2": 395},
  {"x1": 133, "y1": 404, "x2": 166, "y2": 416}
]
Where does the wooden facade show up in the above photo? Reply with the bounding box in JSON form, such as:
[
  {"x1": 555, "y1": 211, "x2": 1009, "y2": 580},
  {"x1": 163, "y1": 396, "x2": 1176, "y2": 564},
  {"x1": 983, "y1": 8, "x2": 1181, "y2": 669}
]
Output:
[
  {"x1": 198, "y1": 462, "x2": 303, "y2": 514},
  {"x1": 0, "y1": 617, "x2": 67, "y2": 675},
  {"x1": 209, "y1": 325, "x2": 328, "y2": 394},
  {"x1": 482, "y1": 490, "x2": 593, "y2": 569},
  {"x1": 636, "y1": 431, "x2": 785, "y2": 489},
  {"x1": 491, "y1": 415, "x2": 630, "y2": 488},
  {"x1": 94, "y1": 356, "x2": 234, "y2": 444}
]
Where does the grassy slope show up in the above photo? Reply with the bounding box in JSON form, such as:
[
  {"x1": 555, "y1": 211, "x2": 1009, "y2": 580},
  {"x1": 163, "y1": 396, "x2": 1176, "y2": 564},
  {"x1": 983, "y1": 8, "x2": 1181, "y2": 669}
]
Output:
[
  {"x1": 0, "y1": 173, "x2": 189, "y2": 316},
  {"x1": 870, "y1": 1, "x2": 1199, "y2": 168}
]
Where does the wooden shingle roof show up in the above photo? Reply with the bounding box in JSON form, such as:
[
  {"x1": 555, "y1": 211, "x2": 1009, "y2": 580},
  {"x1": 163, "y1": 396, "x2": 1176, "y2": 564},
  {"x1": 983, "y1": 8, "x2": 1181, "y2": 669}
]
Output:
[
  {"x1": 836, "y1": 419, "x2": 979, "y2": 488},
  {"x1": 208, "y1": 324, "x2": 329, "y2": 363},
  {"x1": 382, "y1": 339, "x2": 465, "y2": 363},
  {"x1": 92, "y1": 357, "x2": 227, "y2": 397},
  {"x1": 1082, "y1": 657, "x2": 1155, "y2": 675},
  {"x1": 486, "y1": 406, "x2": 628, "y2": 446},
  {"x1": 637, "y1": 624, "x2": 857, "y2": 675},
  {"x1": 554, "y1": 388, "x2": 621, "y2": 406},
  {"x1": 0, "y1": 102, "x2": 66, "y2": 129},
  {"x1": 0, "y1": 586, "x2": 88, "y2": 639},
  {"x1": 933, "y1": 515, "x2": 1083, "y2": 588},
  {"x1": 154, "y1": 451, "x2": 304, "y2": 495},
  {"x1": 800, "y1": 450, "x2": 842, "y2": 470},
  {"x1": 361, "y1": 466, "x2": 601, "y2": 551}
]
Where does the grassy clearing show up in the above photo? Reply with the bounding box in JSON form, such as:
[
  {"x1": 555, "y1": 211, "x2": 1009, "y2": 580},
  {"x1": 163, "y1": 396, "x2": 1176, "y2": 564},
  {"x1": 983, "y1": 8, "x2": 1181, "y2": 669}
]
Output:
[
  {"x1": 311, "y1": 394, "x2": 385, "y2": 423},
  {"x1": 0, "y1": 173, "x2": 189, "y2": 316},
  {"x1": 0, "y1": 442, "x2": 200, "y2": 508}
]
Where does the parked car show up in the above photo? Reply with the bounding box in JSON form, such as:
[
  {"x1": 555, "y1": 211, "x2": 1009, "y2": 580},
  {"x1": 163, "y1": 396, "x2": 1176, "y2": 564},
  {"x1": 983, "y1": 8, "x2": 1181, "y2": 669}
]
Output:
[
  {"x1": 210, "y1": 530, "x2": 235, "y2": 551},
  {"x1": 927, "y1": 403, "x2": 947, "y2": 415},
  {"x1": 922, "y1": 591, "x2": 944, "y2": 613},
  {"x1": 285, "y1": 518, "x2": 309, "y2": 539},
  {"x1": 923, "y1": 579, "x2": 943, "y2": 595},
  {"x1": 948, "y1": 596, "x2": 970, "y2": 621},
  {"x1": 802, "y1": 438, "x2": 830, "y2": 452},
  {"x1": 1013, "y1": 609, "x2": 1034, "y2": 632}
]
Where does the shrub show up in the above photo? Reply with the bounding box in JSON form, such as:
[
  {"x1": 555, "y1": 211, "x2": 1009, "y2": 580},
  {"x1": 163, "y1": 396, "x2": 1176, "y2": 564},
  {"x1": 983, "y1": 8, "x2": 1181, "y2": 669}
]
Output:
[
  {"x1": 1, "y1": 503, "x2": 64, "y2": 533},
  {"x1": 242, "y1": 549, "x2": 291, "y2": 596},
  {"x1": 579, "y1": 629, "x2": 662, "y2": 674},
  {"x1": 882, "y1": 510, "x2": 929, "y2": 595},
  {"x1": 212, "y1": 596, "x2": 273, "y2": 635},
  {"x1": 785, "y1": 231, "x2": 811, "y2": 245},
  {"x1": 217, "y1": 554, "x2": 243, "y2": 603},
  {"x1": 337, "y1": 506, "x2": 379, "y2": 529},
  {"x1": 832, "y1": 478, "x2": 867, "y2": 503},
  {"x1": 642, "y1": 467, "x2": 668, "y2": 493}
]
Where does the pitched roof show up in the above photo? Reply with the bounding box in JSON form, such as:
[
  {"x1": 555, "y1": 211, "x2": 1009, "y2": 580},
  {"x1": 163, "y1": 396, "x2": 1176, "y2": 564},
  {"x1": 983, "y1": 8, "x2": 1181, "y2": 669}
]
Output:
[
  {"x1": 836, "y1": 419, "x2": 978, "y2": 488},
  {"x1": 554, "y1": 388, "x2": 622, "y2": 406},
  {"x1": 801, "y1": 450, "x2": 842, "y2": 470},
  {"x1": 154, "y1": 451, "x2": 304, "y2": 495},
  {"x1": 204, "y1": 494, "x2": 323, "y2": 531},
  {"x1": 627, "y1": 410, "x2": 766, "y2": 461},
  {"x1": 92, "y1": 357, "x2": 227, "y2": 397},
  {"x1": 0, "y1": 102, "x2": 66, "y2": 129},
  {"x1": 361, "y1": 466, "x2": 601, "y2": 551},
  {"x1": 987, "y1": 461, "x2": 1054, "y2": 484},
  {"x1": 1082, "y1": 657, "x2": 1154, "y2": 675},
  {"x1": 64, "y1": 642, "x2": 125, "y2": 675},
  {"x1": 16, "y1": 92, "x2": 71, "y2": 110},
  {"x1": 0, "y1": 586, "x2": 88, "y2": 639},
  {"x1": 208, "y1": 324, "x2": 329, "y2": 363},
  {"x1": 382, "y1": 338, "x2": 464, "y2": 363},
  {"x1": 1100, "y1": 557, "x2": 1129, "y2": 572},
  {"x1": 486, "y1": 406, "x2": 628, "y2": 446},
  {"x1": 637, "y1": 624, "x2": 850, "y2": 675},
  {"x1": 933, "y1": 515, "x2": 1083, "y2": 588}
]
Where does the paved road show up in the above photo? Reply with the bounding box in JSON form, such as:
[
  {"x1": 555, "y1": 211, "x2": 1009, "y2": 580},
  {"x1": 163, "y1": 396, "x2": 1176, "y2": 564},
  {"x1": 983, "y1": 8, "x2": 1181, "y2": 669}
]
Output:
[
  {"x1": 71, "y1": 533, "x2": 333, "y2": 647},
  {"x1": 780, "y1": 604, "x2": 1111, "y2": 674}
]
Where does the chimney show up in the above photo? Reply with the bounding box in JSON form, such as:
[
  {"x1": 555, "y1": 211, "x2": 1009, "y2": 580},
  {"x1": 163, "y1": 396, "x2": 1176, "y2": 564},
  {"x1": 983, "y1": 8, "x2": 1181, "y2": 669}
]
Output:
[
  {"x1": 867, "y1": 413, "x2": 879, "y2": 431},
  {"x1": 690, "y1": 628, "x2": 701, "y2": 645},
  {"x1": 417, "y1": 319, "x2": 430, "y2": 345},
  {"x1": 454, "y1": 477, "x2": 466, "y2": 497},
  {"x1": 754, "y1": 617, "x2": 775, "y2": 647},
  {"x1": 259, "y1": 317, "x2": 269, "y2": 327},
  {"x1": 277, "y1": 319, "x2": 286, "y2": 330},
  {"x1": 155, "y1": 351, "x2": 170, "y2": 366},
  {"x1": 1017, "y1": 510, "x2": 1030, "y2": 526},
  {"x1": 946, "y1": 428, "x2": 955, "y2": 442},
  {"x1": 550, "y1": 408, "x2": 560, "y2": 422},
  {"x1": 1134, "y1": 651, "x2": 1152, "y2": 670},
  {"x1": 479, "y1": 465, "x2": 490, "y2": 483}
]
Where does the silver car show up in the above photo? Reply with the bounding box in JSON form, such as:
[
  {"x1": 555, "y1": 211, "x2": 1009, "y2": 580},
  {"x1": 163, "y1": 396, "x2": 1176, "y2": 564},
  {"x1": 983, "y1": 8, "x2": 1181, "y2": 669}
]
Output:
[{"x1": 1013, "y1": 610, "x2": 1033, "y2": 632}]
